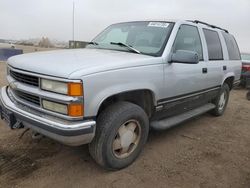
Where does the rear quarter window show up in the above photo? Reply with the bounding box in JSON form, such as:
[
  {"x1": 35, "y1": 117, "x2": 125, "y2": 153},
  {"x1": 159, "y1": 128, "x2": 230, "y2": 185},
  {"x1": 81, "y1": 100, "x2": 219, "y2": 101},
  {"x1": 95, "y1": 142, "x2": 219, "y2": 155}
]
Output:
[
  {"x1": 222, "y1": 32, "x2": 241, "y2": 60},
  {"x1": 203, "y1": 29, "x2": 223, "y2": 60}
]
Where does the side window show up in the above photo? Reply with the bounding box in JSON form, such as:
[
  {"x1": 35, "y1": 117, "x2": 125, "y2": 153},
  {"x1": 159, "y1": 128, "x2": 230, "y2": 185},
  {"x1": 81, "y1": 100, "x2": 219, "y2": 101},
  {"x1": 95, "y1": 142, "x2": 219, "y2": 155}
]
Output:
[
  {"x1": 222, "y1": 33, "x2": 241, "y2": 60},
  {"x1": 173, "y1": 25, "x2": 203, "y2": 60},
  {"x1": 203, "y1": 29, "x2": 223, "y2": 60}
]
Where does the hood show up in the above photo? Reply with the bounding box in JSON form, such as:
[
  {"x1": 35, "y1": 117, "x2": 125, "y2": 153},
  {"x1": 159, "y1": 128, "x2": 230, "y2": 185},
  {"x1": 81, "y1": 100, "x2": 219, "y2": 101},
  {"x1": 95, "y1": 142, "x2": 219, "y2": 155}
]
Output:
[{"x1": 8, "y1": 48, "x2": 157, "y2": 79}]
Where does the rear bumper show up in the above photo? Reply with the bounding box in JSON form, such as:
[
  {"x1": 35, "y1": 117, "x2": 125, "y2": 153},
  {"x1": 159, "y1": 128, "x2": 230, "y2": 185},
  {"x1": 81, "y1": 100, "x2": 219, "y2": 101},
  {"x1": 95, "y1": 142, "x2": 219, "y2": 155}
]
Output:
[{"x1": 0, "y1": 86, "x2": 96, "y2": 146}]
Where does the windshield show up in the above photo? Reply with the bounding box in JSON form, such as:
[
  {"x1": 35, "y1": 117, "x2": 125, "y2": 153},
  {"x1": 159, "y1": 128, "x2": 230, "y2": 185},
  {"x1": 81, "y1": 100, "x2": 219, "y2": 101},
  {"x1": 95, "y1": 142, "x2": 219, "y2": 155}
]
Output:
[
  {"x1": 87, "y1": 21, "x2": 174, "y2": 56},
  {"x1": 241, "y1": 54, "x2": 250, "y2": 61}
]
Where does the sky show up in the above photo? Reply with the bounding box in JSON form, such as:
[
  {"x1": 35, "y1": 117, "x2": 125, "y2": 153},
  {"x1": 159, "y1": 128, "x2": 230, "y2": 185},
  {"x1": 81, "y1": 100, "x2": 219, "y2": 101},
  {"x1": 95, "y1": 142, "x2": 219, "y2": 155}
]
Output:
[{"x1": 0, "y1": 0, "x2": 249, "y2": 52}]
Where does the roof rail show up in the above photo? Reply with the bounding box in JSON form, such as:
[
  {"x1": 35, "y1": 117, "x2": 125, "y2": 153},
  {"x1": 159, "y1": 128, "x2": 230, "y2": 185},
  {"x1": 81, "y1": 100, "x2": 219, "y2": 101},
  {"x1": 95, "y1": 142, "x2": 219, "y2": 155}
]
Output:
[{"x1": 187, "y1": 20, "x2": 229, "y2": 33}]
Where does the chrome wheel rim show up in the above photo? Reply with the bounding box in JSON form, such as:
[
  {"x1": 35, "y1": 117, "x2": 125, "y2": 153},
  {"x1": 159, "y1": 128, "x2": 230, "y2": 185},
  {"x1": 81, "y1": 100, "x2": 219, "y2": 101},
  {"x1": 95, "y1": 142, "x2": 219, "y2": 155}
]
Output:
[
  {"x1": 112, "y1": 120, "x2": 141, "y2": 159},
  {"x1": 218, "y1": 91, "x2": 227, "y2": 111}
]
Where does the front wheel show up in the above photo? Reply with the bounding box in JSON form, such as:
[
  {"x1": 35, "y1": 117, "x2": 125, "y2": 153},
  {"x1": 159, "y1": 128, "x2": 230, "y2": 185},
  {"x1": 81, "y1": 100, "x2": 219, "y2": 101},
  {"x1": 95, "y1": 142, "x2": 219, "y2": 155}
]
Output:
[
  {"x1": 210, "y1": 83, "x2": 230, "y2": 116},
  {"x1": 89, "y1": 102, "x2": 149, "y2": 170}
]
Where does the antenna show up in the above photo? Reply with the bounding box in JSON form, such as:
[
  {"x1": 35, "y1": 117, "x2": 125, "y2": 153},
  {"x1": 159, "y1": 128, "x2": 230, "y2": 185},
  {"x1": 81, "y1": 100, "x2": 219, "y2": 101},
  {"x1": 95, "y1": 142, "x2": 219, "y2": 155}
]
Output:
[{"x1": 72, "y1": 1, "x2": 75, "y2": 41}]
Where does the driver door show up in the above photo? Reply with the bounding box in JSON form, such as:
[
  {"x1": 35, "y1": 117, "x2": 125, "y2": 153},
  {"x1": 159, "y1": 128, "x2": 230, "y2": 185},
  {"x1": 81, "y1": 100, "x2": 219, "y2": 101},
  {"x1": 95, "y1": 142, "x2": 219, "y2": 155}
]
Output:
[{"x1": 159, "y1": 24, "x2": 208, "y2": 118}]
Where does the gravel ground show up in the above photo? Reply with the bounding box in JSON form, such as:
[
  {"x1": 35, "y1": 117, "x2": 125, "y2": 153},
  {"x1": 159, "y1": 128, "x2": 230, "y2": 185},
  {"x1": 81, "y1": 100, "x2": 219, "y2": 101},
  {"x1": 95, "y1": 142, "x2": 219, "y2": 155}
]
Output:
[{"x1": 0, "y1": 61, "x2": 250, "y2": 188}]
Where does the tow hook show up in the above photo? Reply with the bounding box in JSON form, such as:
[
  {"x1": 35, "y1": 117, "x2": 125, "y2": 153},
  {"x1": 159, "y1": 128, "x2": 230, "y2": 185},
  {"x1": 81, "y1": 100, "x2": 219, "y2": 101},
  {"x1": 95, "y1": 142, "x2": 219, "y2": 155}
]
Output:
[{"x1": 12, "y1": 120, "x2": 24, "y2": 129}]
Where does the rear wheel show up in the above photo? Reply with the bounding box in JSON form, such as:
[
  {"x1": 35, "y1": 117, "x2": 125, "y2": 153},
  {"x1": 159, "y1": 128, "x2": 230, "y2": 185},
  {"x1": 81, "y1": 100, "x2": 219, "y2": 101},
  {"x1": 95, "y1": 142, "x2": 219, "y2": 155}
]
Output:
[
  {"x1": 89, "y1": 102, "x2": 149, "y2": 170},
  {"x1": 210, "y1": 83, "x2": 230, "y2": 116}
]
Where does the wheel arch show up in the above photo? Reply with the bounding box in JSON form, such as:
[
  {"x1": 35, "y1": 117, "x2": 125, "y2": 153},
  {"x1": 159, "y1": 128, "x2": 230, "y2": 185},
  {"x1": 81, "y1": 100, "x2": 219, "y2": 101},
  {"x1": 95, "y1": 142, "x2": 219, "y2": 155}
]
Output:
[
  {"x1": 97, "y1": 89, "x2": 156, "y2": 118},
  {"x1": 222, "y1": 74, "x2": 235, "y2": 90}
]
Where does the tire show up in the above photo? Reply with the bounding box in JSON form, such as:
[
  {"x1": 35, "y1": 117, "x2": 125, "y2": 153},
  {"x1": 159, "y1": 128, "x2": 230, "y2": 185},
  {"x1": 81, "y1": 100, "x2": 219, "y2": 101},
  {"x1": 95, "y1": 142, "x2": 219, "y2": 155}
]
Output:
[
  {"x1": 89, "y1": 101, "x2": 149, "y2": 170},
  {"x1": 210, "y1": 83, "x2": 230, "y2": 116},
  {"x1": 240, "y1": 81, "x2": 246, "y2": 88}
]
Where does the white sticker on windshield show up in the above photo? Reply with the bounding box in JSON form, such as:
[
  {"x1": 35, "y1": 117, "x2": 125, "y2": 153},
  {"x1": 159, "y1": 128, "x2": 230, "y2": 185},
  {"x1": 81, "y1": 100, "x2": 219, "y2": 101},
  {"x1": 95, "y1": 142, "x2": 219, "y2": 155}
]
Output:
[{"x1": 148, "y1": 22, "x2": 169, "y2": 28}]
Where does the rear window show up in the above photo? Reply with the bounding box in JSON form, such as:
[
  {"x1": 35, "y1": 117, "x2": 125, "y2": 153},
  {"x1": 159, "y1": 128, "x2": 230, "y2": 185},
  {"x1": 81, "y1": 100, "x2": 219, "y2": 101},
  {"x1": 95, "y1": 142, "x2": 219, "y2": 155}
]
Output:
[
  {"x1": 222, "y1": 33, "x2": 241, "y2": 60},
  {"x1": 203, "y1": 29, "x2": 223, "y2": 60}
]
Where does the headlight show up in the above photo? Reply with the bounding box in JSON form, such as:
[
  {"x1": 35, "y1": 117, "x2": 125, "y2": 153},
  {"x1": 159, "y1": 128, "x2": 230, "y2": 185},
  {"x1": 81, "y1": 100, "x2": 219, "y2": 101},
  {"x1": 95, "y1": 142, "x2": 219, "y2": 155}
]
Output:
[
  {"x1": 41, "y1": 79, "x2": 68, "y2": 94},
  {"x1": 41, "y1": 79, "x2": 83, "y2": 96},
  {"x1": 42, "y1": 100, "x2": 68, "y2": 115},
  {"x1": 42, "y1": 100, "x2": 84, "y2": 117}
]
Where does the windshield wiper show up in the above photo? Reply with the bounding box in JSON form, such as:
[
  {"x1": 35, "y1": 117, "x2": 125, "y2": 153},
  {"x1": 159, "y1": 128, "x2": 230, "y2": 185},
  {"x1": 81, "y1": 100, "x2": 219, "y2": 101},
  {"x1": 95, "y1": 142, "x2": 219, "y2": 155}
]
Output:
[
  {"x1": 110, "y1": 42, "x2": 141, "y2": 54},
  {"x1": 88, "y1": 41, "x2": 99, "y2": 46}
]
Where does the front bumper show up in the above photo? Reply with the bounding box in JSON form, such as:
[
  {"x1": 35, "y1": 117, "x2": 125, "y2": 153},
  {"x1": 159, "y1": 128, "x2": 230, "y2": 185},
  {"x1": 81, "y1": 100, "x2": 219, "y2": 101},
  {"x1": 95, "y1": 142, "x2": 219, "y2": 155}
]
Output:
[{"x1": 0, "y1": 86, "x2": 96, "y2": 146}]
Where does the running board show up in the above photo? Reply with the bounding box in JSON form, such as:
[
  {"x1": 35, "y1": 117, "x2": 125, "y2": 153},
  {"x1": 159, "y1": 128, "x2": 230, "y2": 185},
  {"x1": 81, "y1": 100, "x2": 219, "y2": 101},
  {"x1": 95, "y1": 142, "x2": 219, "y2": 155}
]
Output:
[{"x1": 150, "y1": 103, "x2": 216, "y2": 131}]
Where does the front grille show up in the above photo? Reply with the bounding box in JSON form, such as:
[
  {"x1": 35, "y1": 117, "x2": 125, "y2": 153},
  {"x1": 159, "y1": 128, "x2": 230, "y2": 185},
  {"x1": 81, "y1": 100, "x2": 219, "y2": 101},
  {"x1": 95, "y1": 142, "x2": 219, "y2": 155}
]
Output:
[
  {"x1": 10, "y1": 70, "x2": 39, "y2": 87},
  {"x1": 13, "y1": 90, "x2": 40, "y2": 106}
]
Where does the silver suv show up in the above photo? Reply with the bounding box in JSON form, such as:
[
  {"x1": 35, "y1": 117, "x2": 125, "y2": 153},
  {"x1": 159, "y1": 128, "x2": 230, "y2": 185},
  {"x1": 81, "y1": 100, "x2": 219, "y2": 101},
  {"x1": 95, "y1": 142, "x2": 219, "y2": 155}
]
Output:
[{"x1": 0, "y1": 20, "x2": 242, "y2": 170}]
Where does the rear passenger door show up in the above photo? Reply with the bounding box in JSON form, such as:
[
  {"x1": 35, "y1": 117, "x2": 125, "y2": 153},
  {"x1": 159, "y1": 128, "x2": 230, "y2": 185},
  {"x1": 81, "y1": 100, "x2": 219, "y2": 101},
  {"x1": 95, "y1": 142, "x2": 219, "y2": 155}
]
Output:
[{"x1": 202, "y1": 29, "x2": 224, "y2": 88}]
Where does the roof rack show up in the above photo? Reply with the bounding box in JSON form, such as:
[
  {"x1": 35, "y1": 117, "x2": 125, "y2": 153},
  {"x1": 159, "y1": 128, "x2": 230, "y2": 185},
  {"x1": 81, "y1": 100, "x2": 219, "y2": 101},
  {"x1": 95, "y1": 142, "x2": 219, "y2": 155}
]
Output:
[{"x1": 187, "y1": 20, "x2": 229, "y2": 33}]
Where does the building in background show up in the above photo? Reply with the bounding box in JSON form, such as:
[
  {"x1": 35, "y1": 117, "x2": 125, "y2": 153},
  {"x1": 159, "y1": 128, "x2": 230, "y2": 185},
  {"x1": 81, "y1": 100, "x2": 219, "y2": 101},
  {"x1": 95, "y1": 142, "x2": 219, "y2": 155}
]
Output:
[{"x1": 69, "y1": 41, "x2": 88, "y2": 49}]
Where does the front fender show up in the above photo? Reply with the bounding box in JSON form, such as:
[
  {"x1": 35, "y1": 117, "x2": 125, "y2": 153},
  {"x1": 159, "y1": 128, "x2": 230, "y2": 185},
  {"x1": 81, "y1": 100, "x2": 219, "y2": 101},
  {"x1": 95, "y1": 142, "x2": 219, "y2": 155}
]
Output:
[
  {"x1": 92, "y1": 83, "x2": 157, "y2": 116},
  {"x1": 81, "y1": 65, "x2": 164, "y2": 117}
]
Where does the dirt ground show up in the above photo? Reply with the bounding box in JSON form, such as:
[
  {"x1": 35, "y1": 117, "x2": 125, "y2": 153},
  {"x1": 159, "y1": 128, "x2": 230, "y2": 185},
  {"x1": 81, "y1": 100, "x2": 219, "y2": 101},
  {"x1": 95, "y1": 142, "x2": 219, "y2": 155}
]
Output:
[{"x1": 0, "y1": 61, "x2": 250, "y2": 188}]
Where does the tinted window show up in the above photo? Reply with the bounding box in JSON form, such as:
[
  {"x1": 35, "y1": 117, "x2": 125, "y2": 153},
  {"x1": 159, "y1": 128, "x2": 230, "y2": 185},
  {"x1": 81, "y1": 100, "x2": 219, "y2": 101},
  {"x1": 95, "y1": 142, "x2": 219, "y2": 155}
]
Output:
[
  {"x1": 173, "y1": 25, "x2": 203, "y2": 60},
  {"x1": 222, "y1": 33, "x2": 241, "y2": 60},
  {"x1": 203, "y1": 29, "x2": 223, "y2": 60}
]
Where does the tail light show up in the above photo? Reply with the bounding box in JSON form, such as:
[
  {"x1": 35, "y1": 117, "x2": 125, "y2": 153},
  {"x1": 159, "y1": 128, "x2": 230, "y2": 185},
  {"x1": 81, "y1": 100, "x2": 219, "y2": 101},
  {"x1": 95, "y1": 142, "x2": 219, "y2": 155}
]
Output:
[{"x1": 242, "y1": 65, "x2": 250, "y2": 72}]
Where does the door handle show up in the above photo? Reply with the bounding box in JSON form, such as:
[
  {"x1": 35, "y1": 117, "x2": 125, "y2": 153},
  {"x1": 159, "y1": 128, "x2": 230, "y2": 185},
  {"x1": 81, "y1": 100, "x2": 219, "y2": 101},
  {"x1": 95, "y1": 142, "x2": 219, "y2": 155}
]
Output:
[
  {"x1": 202, "y1": 68, "x2": 208, "y2": 74},
  {"x1": 223, "y1": 66, "x2": 227, "y2": 71}
]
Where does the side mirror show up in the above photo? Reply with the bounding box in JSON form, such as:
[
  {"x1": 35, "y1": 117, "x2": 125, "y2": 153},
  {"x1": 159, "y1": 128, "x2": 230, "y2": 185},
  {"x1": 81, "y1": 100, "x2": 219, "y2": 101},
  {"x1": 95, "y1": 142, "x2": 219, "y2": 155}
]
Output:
[{"x1": 170, "y1": 50, "x2": 199, "y2": 64}]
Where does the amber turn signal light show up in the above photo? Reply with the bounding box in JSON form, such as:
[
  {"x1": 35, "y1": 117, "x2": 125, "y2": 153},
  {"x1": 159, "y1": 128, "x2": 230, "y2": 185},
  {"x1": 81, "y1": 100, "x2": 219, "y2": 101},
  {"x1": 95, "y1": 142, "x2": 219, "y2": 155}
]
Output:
[
  {"x1": 68, "y1": 83, "x2": 83, "y2": 96},
  {"x1": 68, "y1": 103, "x2": 84, "y2": 117}
]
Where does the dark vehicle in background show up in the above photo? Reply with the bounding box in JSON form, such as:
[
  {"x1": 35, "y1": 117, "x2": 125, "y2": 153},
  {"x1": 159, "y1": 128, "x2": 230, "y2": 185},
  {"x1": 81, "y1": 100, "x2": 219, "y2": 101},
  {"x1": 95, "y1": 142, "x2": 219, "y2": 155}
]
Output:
[{"x1": 241, "y1": 53, "x2": 250, "y2": 88}]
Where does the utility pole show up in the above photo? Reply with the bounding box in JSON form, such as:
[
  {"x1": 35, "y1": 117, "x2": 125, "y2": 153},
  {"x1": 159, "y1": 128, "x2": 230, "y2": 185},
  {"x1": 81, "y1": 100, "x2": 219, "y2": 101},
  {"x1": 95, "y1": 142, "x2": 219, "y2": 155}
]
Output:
[{"x1": 72, "y1": 1, "x2": 75, "y2": 42}]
